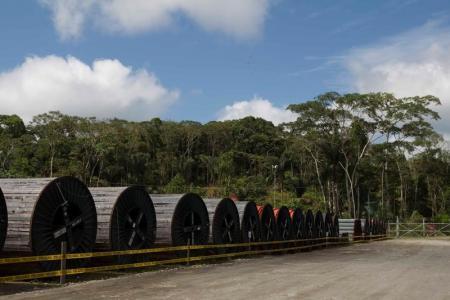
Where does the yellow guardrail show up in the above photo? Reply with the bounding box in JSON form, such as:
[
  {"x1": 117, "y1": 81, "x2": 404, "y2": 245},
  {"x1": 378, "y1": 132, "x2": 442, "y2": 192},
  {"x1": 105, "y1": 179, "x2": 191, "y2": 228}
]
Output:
[
  {"x1": 0, "y1": 236, "x2": 333, "y2": 265},
  {"x1": 0, "y1": 235, "x2": 389, "y2": 283}
]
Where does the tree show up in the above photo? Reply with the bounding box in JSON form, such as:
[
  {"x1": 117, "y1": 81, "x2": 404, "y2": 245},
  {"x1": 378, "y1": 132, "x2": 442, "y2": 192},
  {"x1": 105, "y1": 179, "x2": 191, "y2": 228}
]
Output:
[{"x1": 287, "y1": 92, "x2": 441, "y2": 217}]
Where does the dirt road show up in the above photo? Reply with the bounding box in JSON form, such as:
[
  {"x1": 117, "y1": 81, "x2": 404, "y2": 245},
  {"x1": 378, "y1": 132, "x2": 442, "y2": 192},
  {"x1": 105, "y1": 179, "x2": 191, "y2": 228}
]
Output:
[{"x1": 3, "y1": 239, "x2": 450, "y2": 300}]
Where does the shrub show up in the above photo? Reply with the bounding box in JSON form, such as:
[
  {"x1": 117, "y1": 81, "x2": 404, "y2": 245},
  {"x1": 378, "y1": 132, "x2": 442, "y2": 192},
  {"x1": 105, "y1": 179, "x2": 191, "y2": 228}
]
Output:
[
  {"x1": 228, "y1": 175, "x2": 268, "y2": 202},
  {"x1": 434, "y1": 213, "x2": 450, "y2": 223},
  {"x1": 163, "y1": 174, "x2": 187, "y2": 194},
  {"x1": 407, "y1": 210, "x2": 424, "y2": 223}
]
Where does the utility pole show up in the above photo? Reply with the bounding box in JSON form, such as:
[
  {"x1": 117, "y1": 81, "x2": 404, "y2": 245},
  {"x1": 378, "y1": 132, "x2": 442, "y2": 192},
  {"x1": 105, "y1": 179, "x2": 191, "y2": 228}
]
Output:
[{"x1": 272, "y1": 164, "x2": 278, "y2": 208}]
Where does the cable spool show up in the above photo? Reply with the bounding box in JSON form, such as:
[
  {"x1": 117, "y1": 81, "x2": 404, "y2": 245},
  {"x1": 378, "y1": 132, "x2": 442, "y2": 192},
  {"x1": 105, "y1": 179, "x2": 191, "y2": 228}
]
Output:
[
  {"x1": 0, "y1": 177, "x2": 97, "y2": 270},
  {"x1": 372, "y1": 218, "x2": 378, "y2": 235},
  {"x1": 258, "y1": 204, "x2": 277, "y2": 242},
  {"x1": 375, "y1": 219, "x2": 380, "y2": 235},
  {"x1": 332, "y1": 215, "x2": 340, "y2": 237},
  {"x1": 152, "y1": 194, "x2": 183, "y2": 245},
  {"x1": 274, "y1": 206, "x2": 292, "y2": 241},
  {"x1": 0, "y1": 187, "x2": 7, "y2": 252},
  {"x1": 212, "y1": 198, "x2": 241, "y2": 245},
  {"x1": 315, "y1": 210, "x2": 325, "y2": 239},
  {"x1": 305, "y1": 209, "x2": 315, "y2": 240},
  {"x1": 353, "y1": 219, "x2": 363, "y2": 240},
  {"x1": 89, "y1": 186, "x2": 156, "y2": 253},
  {"x1": 172, "y1": 193, "x2": 209, "y2": 246},
  {"x1": 290, "y1": 208, "x2": 305, "y2": 240},
  {"x1": 363, "y1": 218, "x2": 370, "y2": 239},
  {"x1": 203, "y1": 198, "x2": 222, "y2": 243},
  {"x1": 0, "y1": 178, "x2": 54, "y2": 252},
  {"x1": 324, "y1": 212, "x2": 333, "y2": 237},
  {"x1": 237, "y1": 201, "x2": 261, "y2": 242},
  {"x1": 153, "y1": 193, "x2": 209, "y2": 246}
]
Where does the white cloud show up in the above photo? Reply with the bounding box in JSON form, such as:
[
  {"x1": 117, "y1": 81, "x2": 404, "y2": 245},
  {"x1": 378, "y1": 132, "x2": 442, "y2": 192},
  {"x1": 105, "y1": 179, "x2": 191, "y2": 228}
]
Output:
[
  {"x1": 40, "y1": 0, "x2": 270, "y2": 40},
  {"x1": 40, "y1": 0, "x2": 95, "y2": 40},
  {"x1": 344, "y1": 20, "x2": 450, "y2": 135},
  {"x1": 218, "y1": 97, "x2": 298, "y2": 125},
  {"x1": 0, "y1": 55, "x2": 178, "y2": 122}
]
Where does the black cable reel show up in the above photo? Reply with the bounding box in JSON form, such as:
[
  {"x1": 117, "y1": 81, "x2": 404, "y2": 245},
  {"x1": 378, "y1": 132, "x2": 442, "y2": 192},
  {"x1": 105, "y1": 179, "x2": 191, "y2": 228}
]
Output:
[
  {"x1": 171, "y1": 193, "x2": 210, "y2": 247},
  {"x1": 275, "y1": 206, "x2": 292, "y2": 241},
  {"x1": 31, "y1": 177, "x2": 97, "y2": 271},
  {"x1": 291, "y1": 208, "x2": 305, "y2": 240},
  {"x1": 108, "y1": 186, "x2": 156, "y2": 262},
  {"x1": 240, "y1": 201, "x2": 261, "y2": 243},
  {"x1": 324, "y1": 212, "x2": 333, "y2": 238},
  {"x1": 333, "y1": 215, "x2": 340, "y2": 237},
  {"x1": 212, "y1": 198, "x2": 241, "y2": 253},
  {"x1": 260, "y1": 204, "x2": 277, "y2": 243}
]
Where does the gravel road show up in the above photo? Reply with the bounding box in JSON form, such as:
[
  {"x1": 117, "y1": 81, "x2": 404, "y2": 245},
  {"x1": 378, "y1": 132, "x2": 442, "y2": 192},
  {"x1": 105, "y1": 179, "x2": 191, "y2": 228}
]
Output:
[{"x1": 3, "y1": 239, "x2": 450, "y2": 300}]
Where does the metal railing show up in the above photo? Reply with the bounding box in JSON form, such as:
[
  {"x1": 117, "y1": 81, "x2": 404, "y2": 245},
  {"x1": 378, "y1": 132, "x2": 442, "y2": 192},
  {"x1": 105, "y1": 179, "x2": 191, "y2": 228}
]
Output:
[
  {"x1": 0, "y1": 235, "x2": 388, "y2": 284},
  {"x1": 388, "y1": 218, "x2": 450, "y2": 238}
]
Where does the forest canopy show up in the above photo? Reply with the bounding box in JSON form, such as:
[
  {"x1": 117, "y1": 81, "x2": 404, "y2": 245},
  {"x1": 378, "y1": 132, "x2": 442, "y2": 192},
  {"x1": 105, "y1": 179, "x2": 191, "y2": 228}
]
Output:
[{"x1": 0, "y1": 92, "x2": 448, "y2": 220}]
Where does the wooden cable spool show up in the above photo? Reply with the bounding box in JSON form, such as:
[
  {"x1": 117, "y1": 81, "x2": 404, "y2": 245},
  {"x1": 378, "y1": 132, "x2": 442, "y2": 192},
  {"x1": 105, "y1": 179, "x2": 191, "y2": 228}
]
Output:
[
  {"x1": 377, "y1": 219, "x2": 382, "y2": 235},
  {"x1": 237, "y1": 201, "x2": 261, "y2": 242},
  {"x1": 273, "y1": 206, "x2": 292, "y2": 241},
  {"x1": 371, "y1": 218, "x2": 377, "y2": 235},
  {"x1": 89, "y1": 186, "x2": 156, "y2": 252},
  {"x1": 152, "y1": 193, "x2": 209, "y2": 246},
  {"x1": 353, "y1": 219, "x2": 363, "y2": 240},
  {"x1": 314, "y1": 211, "x2": 325, "y2": 246},
  {"x1": 332, "y1": 215, "x2": 340, "y2": 237},
  {"x1": 0, "y1": 178, "x2": 54, "y2": 252},
  {"x1": 203, "y1": 198, "x2": 222, "y2": 243},
  {"x1": 290, "y1": 208, "x2": 305, "y2": 240},
  {"x1": 210, "y1": 198, "x2": 241, "y2": 245},
  {"x1": 369, "y1": 218, "x2": 375, "y2": 235},
  {"x1": 314, "y1": 210, "x2": 325, "y2": 239},
  {"x1": 363, "y1": 218, "x2": 370, "y2": 239},
  {"x1": 257, "y1": 204, "x2": 277, "y2": 242},
  {"x1": 305, "y1": 209, "x2": 315, "y2": 240},
  {"x1": 0, "y1": 177, "x2": 97, "y2": 270},
  {"x1": 324, "y1": 212, "x2": 333, "y2": 237}
]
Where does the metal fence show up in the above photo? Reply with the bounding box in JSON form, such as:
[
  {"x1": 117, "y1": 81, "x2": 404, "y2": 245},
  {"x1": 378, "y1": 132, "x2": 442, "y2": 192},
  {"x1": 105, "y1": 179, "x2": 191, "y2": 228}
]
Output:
[
  {"x1": 388, "y1": 219, "x2": 450, "y2": 238},
  {"x1": 0, "y1": 235, "x2": 388, "y2": 284}
]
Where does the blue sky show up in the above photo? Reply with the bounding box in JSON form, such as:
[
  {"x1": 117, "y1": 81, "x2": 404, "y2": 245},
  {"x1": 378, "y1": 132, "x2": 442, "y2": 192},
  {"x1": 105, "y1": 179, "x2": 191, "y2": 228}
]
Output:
[{"x1": 1, "y1": 0, "x2": 450, "y2": 131}]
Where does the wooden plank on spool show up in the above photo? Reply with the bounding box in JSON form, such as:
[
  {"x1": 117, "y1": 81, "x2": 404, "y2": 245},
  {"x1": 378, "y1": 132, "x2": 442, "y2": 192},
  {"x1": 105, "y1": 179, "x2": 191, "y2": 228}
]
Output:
[
  {"x1": 203, "y1": 198, "x2": 222, "y2": 243},
  {"x1": 88, "y1": 187, "x2": 123, "y2": 248},
  {"x1": 0, "y1": 178, "x2": 54, "y2": 251},
  {"x1": 151, "y1": 194, "x2": 183, "y2": 245}
]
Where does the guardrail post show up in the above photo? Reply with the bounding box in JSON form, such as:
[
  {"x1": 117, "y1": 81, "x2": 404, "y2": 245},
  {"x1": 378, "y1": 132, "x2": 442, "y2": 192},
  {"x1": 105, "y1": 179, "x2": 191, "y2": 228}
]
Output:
[
  {"x1": 396, "y1": 216, "x2": 399, "y2": 238},
  {"x1": 186, "y1": 238, "x2": 191, "y2": 266},
  {"x1": 60, "y1": 241, "x2": 67, "y2": 285}
]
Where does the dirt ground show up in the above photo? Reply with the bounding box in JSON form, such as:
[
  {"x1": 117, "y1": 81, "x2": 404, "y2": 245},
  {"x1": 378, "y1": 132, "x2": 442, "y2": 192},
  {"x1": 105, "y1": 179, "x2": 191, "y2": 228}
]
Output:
[{"x1": 2, "y1": 239, "x2": 450, "y2": 300}]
